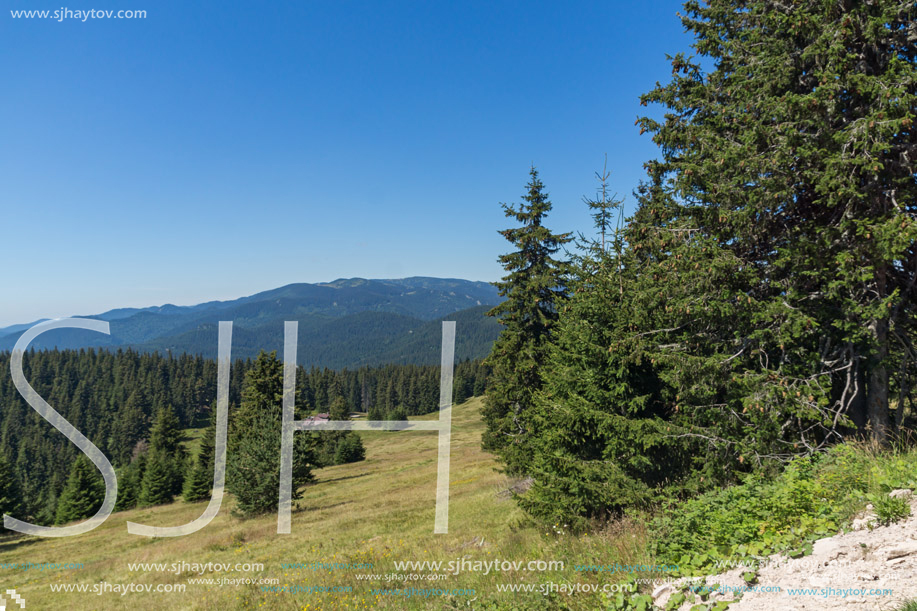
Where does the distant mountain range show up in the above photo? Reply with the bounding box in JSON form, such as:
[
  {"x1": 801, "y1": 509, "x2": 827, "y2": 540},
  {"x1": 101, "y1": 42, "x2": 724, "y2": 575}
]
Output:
[{"x1": 0, "y1": 278, "x2": 503, "y2": 368}]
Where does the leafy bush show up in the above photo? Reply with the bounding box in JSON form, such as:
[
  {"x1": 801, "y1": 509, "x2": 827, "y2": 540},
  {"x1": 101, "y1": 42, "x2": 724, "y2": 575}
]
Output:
[
  {"x1": 871, "y1": 494, "x2": 911, "y2": 527},
  {"x1": 649, "y1": 442, "x2": 916, "y2": 574}
]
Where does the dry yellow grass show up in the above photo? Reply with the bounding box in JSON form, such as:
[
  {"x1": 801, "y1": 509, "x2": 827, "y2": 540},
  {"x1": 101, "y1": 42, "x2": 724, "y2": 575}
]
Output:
[{"x1": 0, "y1": 397, "x2": 648, "y2": 610}]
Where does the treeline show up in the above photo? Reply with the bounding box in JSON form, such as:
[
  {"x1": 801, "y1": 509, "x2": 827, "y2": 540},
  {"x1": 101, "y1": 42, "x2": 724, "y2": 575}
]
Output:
[
  {"x1": 0, "y1": 349, "x2": 488, "y2": 526},
  {"x1": 485, "y1": 0, "x2": 916, "y2": 529}
]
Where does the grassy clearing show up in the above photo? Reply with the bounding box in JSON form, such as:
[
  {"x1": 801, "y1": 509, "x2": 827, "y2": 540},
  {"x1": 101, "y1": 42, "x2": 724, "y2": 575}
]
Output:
[
  {"x1": 4, "y1": 397, "x2": 914, "y2": 610},
  {"x1": 0, "y1": 398, "x2": 650, "y2": 610}
]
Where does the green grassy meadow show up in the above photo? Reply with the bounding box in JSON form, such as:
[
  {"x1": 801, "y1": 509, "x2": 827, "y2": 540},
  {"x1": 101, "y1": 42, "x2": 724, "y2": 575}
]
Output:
[{"x1": 0, "y1": 398, "x2": 648, "y2": 610}]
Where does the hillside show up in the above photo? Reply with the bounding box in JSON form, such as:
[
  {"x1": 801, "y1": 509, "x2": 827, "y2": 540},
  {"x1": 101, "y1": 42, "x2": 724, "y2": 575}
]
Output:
[
  {"x1": 0, "y1": 397, "x2": 646, "y2": 610},
  {"x1": 0, "y1": 278, "x2": 502, "y2": 368}
]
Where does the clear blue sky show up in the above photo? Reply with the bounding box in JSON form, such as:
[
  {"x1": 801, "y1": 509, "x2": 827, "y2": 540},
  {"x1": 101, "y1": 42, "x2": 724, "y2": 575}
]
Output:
[{"x1": 1, "y1": 0, "x2": 691, "y2": 326}]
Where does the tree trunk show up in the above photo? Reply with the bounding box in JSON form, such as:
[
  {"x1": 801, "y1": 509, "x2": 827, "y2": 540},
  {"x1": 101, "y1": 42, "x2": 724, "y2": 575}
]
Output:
[
  {"x1": 845, "y1": 359, "x2": 868, "y2": 434},
  {"x1": 867, "y1": 323, "x2": 889, "y2": 444},
  {"x1": 867, "y1": 264, "x2": 890, "y2": 444}
]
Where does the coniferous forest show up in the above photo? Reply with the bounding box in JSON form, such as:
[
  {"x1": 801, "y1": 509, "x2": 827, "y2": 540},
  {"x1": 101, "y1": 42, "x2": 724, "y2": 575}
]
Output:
[
  {"x1": 0, "y1": 349, "x2": 489, "y2": 525},
  {"x1": 4, "y1": 1, "x2": 917, "y2": 608},
  {"x1": 483, "y1": 0, "x2": 917, "y2": 532}
]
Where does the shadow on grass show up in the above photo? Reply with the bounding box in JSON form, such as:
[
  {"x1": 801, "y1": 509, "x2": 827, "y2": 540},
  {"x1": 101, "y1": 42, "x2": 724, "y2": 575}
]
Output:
[
  {"x1": 293, "y1": 501, "x2": 353, "y2": 514},
  {"x1": 0, "y1": 533, "x2": 40, "y2": 554},
  {"x1": 312, "y1": 473, "x2": 367, "y2": 486}
]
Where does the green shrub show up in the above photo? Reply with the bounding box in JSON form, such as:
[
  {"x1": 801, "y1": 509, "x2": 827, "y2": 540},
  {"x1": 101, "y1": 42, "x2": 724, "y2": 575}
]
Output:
[
  {"x1": 333, "y1": 432, "x2": 366, "y2": 465},
  {"x1": 648, "y1": 443, "x2": 917, "y2": 575},
  {"x1": 871, "y1": 494, "x2": 911, "y2": 527}
]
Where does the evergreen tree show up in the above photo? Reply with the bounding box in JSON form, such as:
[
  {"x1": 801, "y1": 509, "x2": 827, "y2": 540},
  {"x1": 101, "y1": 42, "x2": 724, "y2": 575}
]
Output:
[
  {"x1": 313, "y1": 396, "x2": 366, "y2": 466},
  {"x1": 367, "y1": 404, "x2": 384, "y2": 421},
  {"x1": 0, "y1": 454, "x2": 21, "y2": 532},
  {"x1": 111, "y1": 391, "x2": 148, "y2": 466},
  {"x1": 386, "y1": 406, "x2": 407, "y2": 422},
  {"x1": 519, "y1": 181, "x2": 713, "y2": 525},
  {"x1": 333, "y1": 433, "x2": 366, "y2": 464},
  {"x1": 55, "y1": 456, "x2": 105, "y2": 524},
  {"x1": 114, "y1": 458, "x2": 142, "y2": 511},
  {"x1": 139, "y1": 450, "x2": 175, "y2": 506},
  {"x1": 521, "y1": 0, "x2": 917, "y2": 527},
  {"x1": 635, "y1": 0, "x2": 917, "y2": 445},
  {"x1": 226, "y1": 351, "x2": 314, "y2": 517},
  {"x1": 140, "y1": 405, "x2": 186, "y2": 501},
  {"x1": 183, "y1": 415, "x2": 216, "y2": 503},
  {"x1": 482, "y1": 167, "x2": 572, "y2": 474},
  {"x1": 453, "y1": 371, "x2": 470, "y2": 405}
]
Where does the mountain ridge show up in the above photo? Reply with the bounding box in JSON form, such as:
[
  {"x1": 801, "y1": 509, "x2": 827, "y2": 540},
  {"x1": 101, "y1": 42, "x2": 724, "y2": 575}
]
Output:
[{"x1": 0, "y1": 277, "x2": 502, "y2": 368}]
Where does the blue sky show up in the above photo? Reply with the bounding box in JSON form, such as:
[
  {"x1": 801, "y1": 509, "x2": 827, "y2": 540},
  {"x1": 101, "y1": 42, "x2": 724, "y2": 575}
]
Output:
[{"x1": 1, "y1": 0, "x2": 691, "y2": 326}]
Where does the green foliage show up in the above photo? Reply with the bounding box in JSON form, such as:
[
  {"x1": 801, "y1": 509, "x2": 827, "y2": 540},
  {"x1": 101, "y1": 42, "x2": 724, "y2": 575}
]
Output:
[
  {"x1": 483, "y1": 167, "x2": 572, "y2": 475},
  {"x1": 870, "y1": 494, "x2": 911, "y2": 527},
  {"x1": 386, "y1": 407, "x2": 407, "y2": 422},
  {"x1": 0, "y1": 348, "x2": 488, "y2": 524},
  {"x1": 226, "y1": 351, "x2": 314, "y2": 517},
  {"x1": 0, "y1": 454, "x2": 22, "y2": 531},
  {"x1": 139, "y1": 450, "x2": 175, "y2": 506},
  {"x1": 634, "y1": 0, "x2": 917, "y2": 447},
  {"x1": 333, "y1": 433, "x2": 366, "y2": 465},
  {"x1": 183, "y1": 415, "x2": 216, "y2": 503},
  {"x1": 648, "y1": 443, "x2": 917, "y2": 574},
  {"x1": 55, "y1": 456, "x2": 104, "y2": 525},
  {"x1": 138, "y1": 405, "x2": 186, "y2": 506},
  {"x1": 149, "y1": 405, "x2": 186, "y2": 495},
  {"x1": 652, "y1": 454, "x2": 840, "y2": 572},
  {"x1": 312, "y1": 396, "x2": 367, "y2": 467},
  {"x1": 605, "y1": 591, "x2": 654, "y2": 611},
  {"x1": 514, "y1": 0, "x2": 917, "y2": 528},
  {"x1": 114, "y1": 455, "x2": 144, "y2": 511}
]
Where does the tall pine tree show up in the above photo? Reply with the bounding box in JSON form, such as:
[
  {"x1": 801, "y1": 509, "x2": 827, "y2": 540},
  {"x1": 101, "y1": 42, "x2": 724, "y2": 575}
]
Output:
[
  {"x1": 635, "y1": 0, "x2": 917, "y2": 444},
  {"x1": 226, "y1": 351, "x2": 314, "y2": 517},
  {"x1": 0, "y1": 454, "x2": 21, "y2": 532},
  {"x1": 183, "y1": 413, "x2": 216, "y2": 503},
  {"x1": 139, "y1": 405, "x2": 186, "y2": 506},
  {"x1": 55, "y1": 456, "x2": 105, "y2": 524},
  {"x1": 482, "y1": 167, "x2": 572, "y2": 474}
]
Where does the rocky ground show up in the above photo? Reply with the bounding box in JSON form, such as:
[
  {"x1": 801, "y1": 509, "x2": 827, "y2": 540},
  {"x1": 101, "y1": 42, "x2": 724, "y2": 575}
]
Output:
[{"x1": 653, "y1": 491, "x2": 917, "y2": 610}]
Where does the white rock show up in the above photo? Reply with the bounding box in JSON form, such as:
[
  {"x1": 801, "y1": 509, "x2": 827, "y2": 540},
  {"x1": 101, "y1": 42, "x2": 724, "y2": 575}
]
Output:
[
  {"x1": 886, "y1": 542, "x2": 917, "y2": 560},
  {"x1": 889, "y1": 489, "x2": 912, "y2": 499},
  {"x1": 812, "y1": 537, "x2": 846, "y2": 562},
  {"x1": 852, "y1": 514, "x2": 877, "y2": 531},
  {"x1": 652, "y1": 583, "x2": 674, "y2": 606}
]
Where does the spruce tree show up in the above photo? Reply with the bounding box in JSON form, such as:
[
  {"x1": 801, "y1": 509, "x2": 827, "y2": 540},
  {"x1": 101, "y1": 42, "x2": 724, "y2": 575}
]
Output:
[
  {"x1": 226, "y1": 351, "x2": 314, "y2": 517},
  {"x1": 139, "y1": 450, "x2": 174, "y2": 506},
  {"x1": 55, "y1": 456, "x2": 105, "y2": 524},
  {"x1": 138, "y1": 406, "x2": 185, "y2": 504},
  {"x1": 333, "y1": 433, "x2": 366, "y2": 465},
  {"x1": 521, "y1": 0, "x2": 917, "y2": 527},
  {"x1": 482, "y1": 167, "x2": 572, "y2": 474},
  {"x1": 367, "y1": 404, "x2": 384, "y2": 421},
  {"x1": 0, "y1": 454, "x2": 21, "y2": 532},
  {"x1": 635, "y1": 0, "x2": 917, "y2": 445},
  {"x1": 183, "y1": 416, "x2": 216, "y2": 503},
  {"x1": 114, "y1": 459, "x2": 142, "y2": 511}
]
